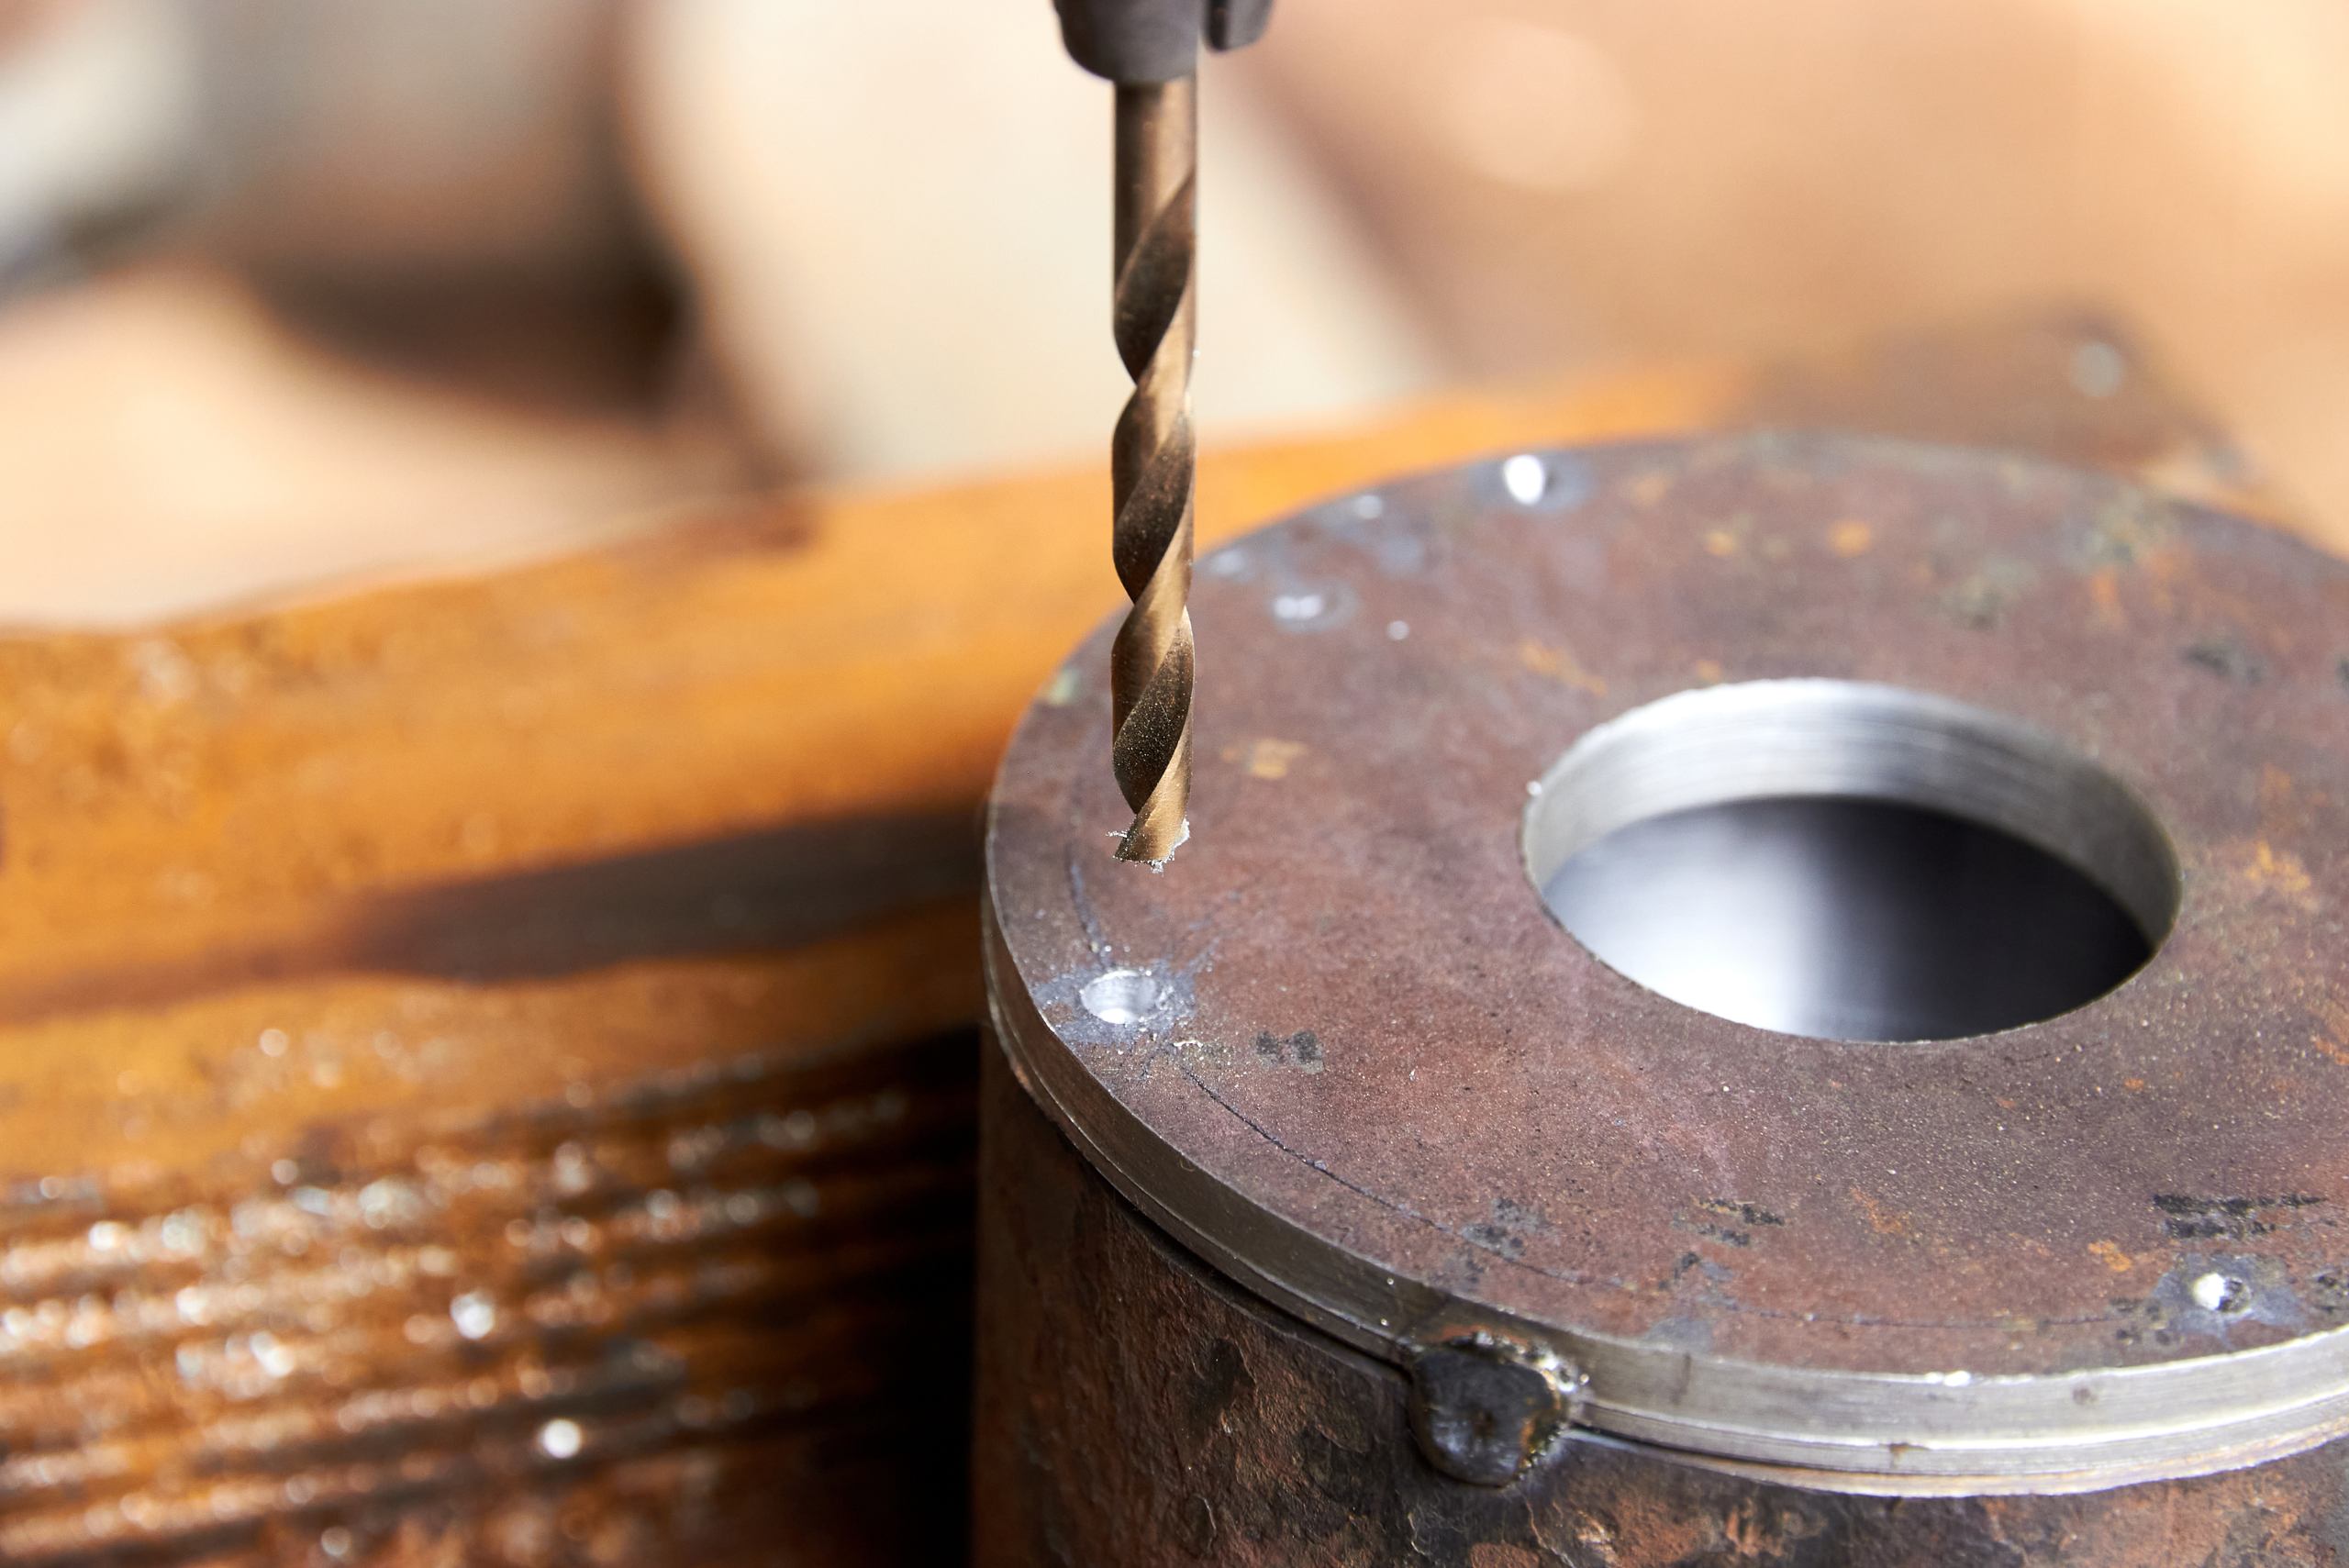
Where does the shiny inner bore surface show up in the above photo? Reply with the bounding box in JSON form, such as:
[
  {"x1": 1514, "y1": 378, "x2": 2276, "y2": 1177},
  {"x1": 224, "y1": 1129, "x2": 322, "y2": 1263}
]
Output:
[{"x1": 1523, "y1": 681, "x2": 2178, "y2": 1042}]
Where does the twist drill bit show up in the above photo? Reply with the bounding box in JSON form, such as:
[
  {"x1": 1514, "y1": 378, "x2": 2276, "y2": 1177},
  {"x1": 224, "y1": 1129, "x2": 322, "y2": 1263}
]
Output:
[
  {"x1": 1054, "y1": 0, "x2": 1274, "y2": 866},
  {"x1": 1108, "y1": 78, "x2": 1197, "y2": 864}
]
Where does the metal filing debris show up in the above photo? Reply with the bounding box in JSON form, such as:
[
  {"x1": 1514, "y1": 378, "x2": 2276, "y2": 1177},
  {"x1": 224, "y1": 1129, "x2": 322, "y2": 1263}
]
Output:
[{"x1": 1053, "y1": 0, "x2": 1276, "y2": 865}]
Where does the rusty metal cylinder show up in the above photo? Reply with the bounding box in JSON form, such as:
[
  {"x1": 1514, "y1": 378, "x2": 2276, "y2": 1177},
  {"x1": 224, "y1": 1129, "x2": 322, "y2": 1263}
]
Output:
[{"x1": 975, "y1": 434, "x2": 2349, "y2": 1564}]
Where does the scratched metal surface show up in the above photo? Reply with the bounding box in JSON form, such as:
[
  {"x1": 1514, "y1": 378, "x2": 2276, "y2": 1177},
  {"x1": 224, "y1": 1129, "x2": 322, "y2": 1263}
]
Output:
[{"x1": 987, "y1": 432, "x2": 2349, "y2": 1385}]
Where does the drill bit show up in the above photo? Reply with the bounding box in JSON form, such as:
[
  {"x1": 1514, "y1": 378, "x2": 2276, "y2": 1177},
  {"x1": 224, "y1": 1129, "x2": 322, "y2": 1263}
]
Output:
[
  {"x1": 1052, "y1": 0, "x2": 1272, "y2": 862},
  {"x1": 1108, "y1": 77, "x2": 1197, "y2": 865}
]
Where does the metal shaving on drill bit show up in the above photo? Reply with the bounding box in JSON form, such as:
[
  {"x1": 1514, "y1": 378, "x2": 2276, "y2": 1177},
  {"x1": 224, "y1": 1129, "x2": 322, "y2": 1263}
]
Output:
[{"x1": 1108, "y1": 78, "x2": 1197, "y2": 867}]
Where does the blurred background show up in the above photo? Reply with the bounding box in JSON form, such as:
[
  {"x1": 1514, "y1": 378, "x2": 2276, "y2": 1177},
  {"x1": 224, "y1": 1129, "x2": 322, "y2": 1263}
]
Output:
[{"x1": 4, "y1": 0, "x2": 2347, "y2": 628}]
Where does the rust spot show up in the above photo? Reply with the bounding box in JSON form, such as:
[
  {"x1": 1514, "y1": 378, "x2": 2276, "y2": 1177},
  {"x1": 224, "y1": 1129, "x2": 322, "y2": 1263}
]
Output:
[
  {"x1": 2316, "y1": 994, "x2": 2349, "y2": 1067},
  {"x1": 1702, "y1": 530, "x2": 1740, "y2": 558},
  {"x1": 1622, "y1": 470, "x2": 1675, "y2": 506},
  {"x1": 1221, "y1": 740, "x2": 1308, "y2": 781},
  {"x1": 2087, "y1": 568, "x2": 2125, "y2": 629},
  {"x1": 1692, "y1": 659, "x2": 1724, "y2": 684},
  {"x1": 2242, "y1": 840, "x2": 2315, "y2": 903},
  {"x1": 2087, "y1": 1241, "x2": 2135, "y2": 1273},
  {"x1": 1517, "y1": 639, "x2": 1606, "y2": 695},
  {"x1": 1847, "y1": 1187, "x2": 1910, "y2": 1239}
]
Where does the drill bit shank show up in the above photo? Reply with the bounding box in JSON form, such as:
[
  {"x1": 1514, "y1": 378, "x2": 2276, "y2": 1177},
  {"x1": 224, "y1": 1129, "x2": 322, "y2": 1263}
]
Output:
[{"x1": 1108, "y1": 78, "x2": 1197, "y2": 864}]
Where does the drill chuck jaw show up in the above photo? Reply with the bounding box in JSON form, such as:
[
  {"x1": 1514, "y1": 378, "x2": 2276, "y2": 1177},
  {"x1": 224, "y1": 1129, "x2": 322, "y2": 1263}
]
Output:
[{"x1": 1054, "y1": 0, "x2": 1274, "y2": 83}]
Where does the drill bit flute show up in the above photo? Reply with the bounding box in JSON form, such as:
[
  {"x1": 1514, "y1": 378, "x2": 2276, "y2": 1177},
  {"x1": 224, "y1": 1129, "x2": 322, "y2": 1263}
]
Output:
[
  {"x1": 1108, "y1": 79, "x2": 1197, "y2": 863},
  {"x1": 1054, "y1": 0, "x2": 1274, "y2": 866}
]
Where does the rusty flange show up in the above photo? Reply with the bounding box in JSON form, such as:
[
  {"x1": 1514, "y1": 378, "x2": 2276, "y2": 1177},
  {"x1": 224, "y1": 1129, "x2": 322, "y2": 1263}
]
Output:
[{"x1": 983, "y1": 432, "x2": 2349, "y2": 1493}]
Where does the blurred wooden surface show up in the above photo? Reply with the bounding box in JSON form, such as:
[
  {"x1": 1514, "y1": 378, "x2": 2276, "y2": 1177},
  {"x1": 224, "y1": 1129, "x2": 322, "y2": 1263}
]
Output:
[{"x1": 0, "y1": 313, "x2": 2288, "y2": 1565}]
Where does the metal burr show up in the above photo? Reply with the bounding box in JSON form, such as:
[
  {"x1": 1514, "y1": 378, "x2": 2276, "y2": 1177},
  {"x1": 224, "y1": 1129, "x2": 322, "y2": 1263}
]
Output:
[{"x1": 1108, "y1": 78, "x2": 1197, "y2": 865}]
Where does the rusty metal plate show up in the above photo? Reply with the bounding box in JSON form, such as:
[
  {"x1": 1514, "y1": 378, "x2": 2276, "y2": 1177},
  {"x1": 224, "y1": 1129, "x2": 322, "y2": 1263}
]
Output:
[{"x1": 984, "y1": 432, "x2": 2349, "y2": 1489}]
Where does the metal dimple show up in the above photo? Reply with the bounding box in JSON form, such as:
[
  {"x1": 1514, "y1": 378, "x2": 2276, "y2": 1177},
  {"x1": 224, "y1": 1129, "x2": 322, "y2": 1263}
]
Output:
[
  {"x1": 1502, "y1": 455, "x2": 1548, "y2": 506},
  {"x1": 2149, "y1": 1257, "x2": 2305, "y2": 1340},
  {"x1": 1266, "y1": 581, "x2": 1357, "y2": 633},
  {"x1": 1490, "y1": 451, "x2": 1595, "y2": 514},
  {"x1": 2192, "y1": 1273, "x2": 2249, "y2": 1316},
  {"x1": 1081, "y1": 969, "x2": 1162, "y2": 1027}
]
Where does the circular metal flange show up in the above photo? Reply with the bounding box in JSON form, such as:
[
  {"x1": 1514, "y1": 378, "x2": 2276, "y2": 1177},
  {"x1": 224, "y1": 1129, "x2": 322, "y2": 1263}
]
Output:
[{"x1": 983, "y1": 432, "x2": 2349, "y2": 1493}]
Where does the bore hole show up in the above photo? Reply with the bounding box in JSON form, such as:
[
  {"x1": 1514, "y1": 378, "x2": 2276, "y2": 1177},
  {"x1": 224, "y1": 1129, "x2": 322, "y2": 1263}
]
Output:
[{"x1": 1522, "y1": 681, "x2": 2178, "y2": 1042}]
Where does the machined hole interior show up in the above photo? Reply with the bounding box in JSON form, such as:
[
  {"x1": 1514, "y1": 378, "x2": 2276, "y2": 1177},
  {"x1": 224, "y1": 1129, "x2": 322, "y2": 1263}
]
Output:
[{"x1": 1522, "y1": 680, "x2": 2179, "y2": 1043}]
